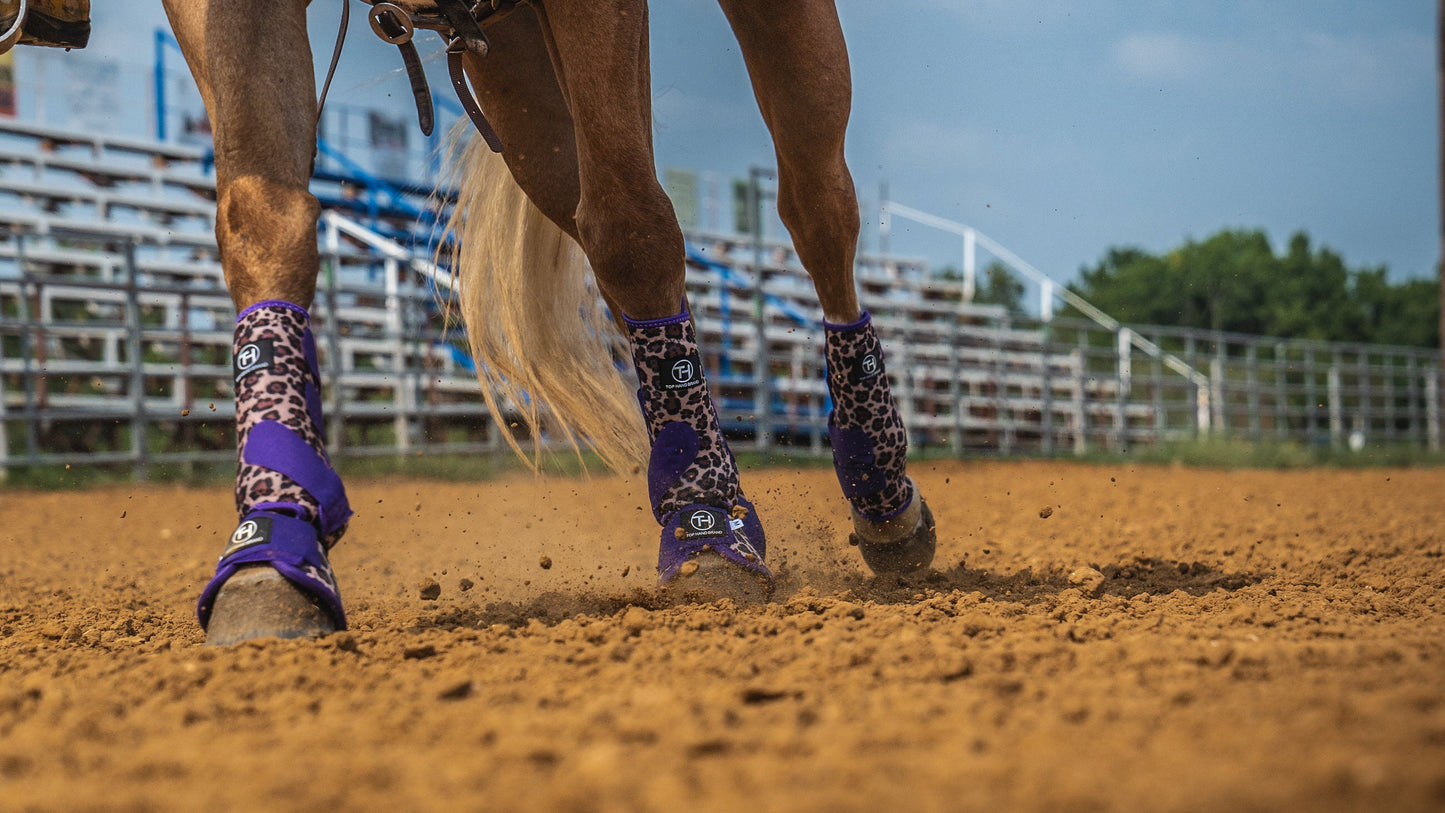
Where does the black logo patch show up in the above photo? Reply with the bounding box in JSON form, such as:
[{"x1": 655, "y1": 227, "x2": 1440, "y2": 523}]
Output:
[
  {"x1": 221, "y1": 516, "x2": 273, "y2": 559},
  {"x1": 233, "y1": 339, "x2": 275, "y2": 382},
  {"x1": 853, "y1": 351, "x2": 884, "y2": 383},
  {"x1": 678, "y1": 508, "x2": 726, "y2": 541},
  {"x1": 655, "y1": 351, "x2": 703, "y2": 391}
]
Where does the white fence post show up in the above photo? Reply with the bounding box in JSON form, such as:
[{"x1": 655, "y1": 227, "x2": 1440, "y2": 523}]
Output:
[
  {"x1": 0, "y1": 322, "x2": 7, "y2": 481},
  {"x1": 1071, "y1": 348, "x2": 1086, "y2": 455},
  {"x1": 1328, "y1": 365, "x2": 1343, "y2": 448},
  {"x1": 1210, "y1": 357, "x2": 1225, "y2": 438},
  {"x1": 384, "y1": 257, "x2": 409, "y2": 454},
  {"x1": 1115, "y1": 328, "x2": 1132, "y2": 449},
  {"x1": 1427, "y1": 372, "x2": 1440, "y2": 453}
]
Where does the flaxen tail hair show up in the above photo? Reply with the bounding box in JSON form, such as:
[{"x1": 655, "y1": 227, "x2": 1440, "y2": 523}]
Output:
[{"x1": 441, "y1": 137, "x2": 647, "y2": 473}]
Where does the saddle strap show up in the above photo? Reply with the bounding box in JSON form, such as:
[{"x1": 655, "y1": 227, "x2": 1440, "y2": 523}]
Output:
[
  {"x1": 447, "y1": 44, "x2": 505, "y2": 153},
  {"x1": 400, "y1": 38, "x2": 436, "y2": 137}
]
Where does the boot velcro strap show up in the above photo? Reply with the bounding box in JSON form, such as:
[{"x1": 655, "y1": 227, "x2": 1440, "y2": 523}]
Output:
[{"x1": 241, "y1": 420, "x2": 352, "y2": 538}]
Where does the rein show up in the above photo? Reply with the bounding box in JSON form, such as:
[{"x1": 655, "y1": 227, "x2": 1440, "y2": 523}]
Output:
[{"x1": 320, "y1": 0, "x2": 515, "y2": 154}]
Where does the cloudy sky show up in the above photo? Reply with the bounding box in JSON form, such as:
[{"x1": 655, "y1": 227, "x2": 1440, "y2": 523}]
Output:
[{"x1": 71, "y1": 1, "x2": 1439, "y2": 289}]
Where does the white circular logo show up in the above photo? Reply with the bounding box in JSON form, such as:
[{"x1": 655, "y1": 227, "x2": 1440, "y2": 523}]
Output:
[
  {"x1": 689, "y1": 511, "x2": 716, "y2": 532},
  {"x1": 237, "y1": 343, "x2": 262, "y2": 369},
  {"x1": 861, "y1": 354, "x2": 879, "y2": 375},
  {"x1": 671, "y1": 359, "x2": 695, "y2": 384},
  {"x1": 231, "y1": 520, "x2": 259, "y2": 545}
]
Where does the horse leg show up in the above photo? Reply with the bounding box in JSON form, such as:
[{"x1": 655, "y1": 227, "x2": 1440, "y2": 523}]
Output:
[
  {"x1": 163, "y1": 0, "x2": 350, "y2": 643},
  {"x1": 719, "y1": 0, "x2": 936, "y2": 574},
  {"x1": 528, "y1": 0, "x2": 772, "y2": 600}
]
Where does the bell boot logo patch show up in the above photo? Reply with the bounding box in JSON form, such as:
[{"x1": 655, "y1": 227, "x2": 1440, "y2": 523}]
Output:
[
  {"x1": 657, "y1": 351, "x2": 703, "y2": 391},
  {"x1": 679, "y1": 508, "x2": 726, "y2": 540},
  {"x1": 221, "y1": 516, "x2": 272, "y2": 558},
  {"x1": 233, "y1": 339, "x2": 275, "y2": 382},
  {"x1": 854, "y1": 352, "x2": 883, "y2": 382}
]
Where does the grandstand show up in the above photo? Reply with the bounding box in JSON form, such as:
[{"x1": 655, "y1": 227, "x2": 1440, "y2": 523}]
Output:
[{"x1": 0, "y1": 115, "x2": 1439, "y2": 475}]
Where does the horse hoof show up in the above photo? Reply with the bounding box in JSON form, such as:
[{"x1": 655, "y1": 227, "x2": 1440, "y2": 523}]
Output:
[
  {"x1": 851, "y1": 490, "x2": 937, "y2": 576},
  {"x1": 204, "y1": 565, "x2": 336, "y2": 646},
  {"x1": 663, "y1": 551, "x2": 773, "y2": 605}
]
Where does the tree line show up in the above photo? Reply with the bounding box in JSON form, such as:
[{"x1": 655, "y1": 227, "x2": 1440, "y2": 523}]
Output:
[{"x1": 964, "y1": 229, "x2": 1439, "y2": 349}]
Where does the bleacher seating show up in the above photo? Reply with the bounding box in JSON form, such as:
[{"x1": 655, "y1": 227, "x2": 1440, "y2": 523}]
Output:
[{"x1": 0, "y1": 119, "x2": 1138, "y2": 471}]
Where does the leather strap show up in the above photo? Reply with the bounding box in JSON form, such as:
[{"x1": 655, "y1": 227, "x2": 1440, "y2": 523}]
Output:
[
  {"x1": 447, "y1": 43, "x2": 505, "y2": 152},
  {"x1": 399, "y1": 38, "x2": 436, "y2": 137}
]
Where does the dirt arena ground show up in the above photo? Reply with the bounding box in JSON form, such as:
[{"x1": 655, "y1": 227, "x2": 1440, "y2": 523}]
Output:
[{"x1": 2, "y1": 459, "x2": 1444, "y2": 812}]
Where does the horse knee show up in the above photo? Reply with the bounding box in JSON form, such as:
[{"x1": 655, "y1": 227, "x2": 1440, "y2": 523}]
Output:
[
  {"x1": 216, "y1": 175, "x2": 321, "y2": 308},
  {"x1": 777, "y1": 167, "x2": 858, "y2": 248},
  {"x1": 574, "y1": 181, "x2": 686, "y2": 317}
]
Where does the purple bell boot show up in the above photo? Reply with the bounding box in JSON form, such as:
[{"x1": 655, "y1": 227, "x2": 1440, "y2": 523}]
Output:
[
  {"x1": 624, "y1": 306, "x2": 772, "y2": 602},
  {"x1": 196, "y1": 300, "x2": 352, "y2": 642},
  {"x1": 824, "y1": 311, "x2": 936, "y2": 574}
]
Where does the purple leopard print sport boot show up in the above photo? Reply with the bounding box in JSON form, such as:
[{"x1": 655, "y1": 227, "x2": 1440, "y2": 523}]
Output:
[
  {"x1": 825, "y1": 312, "x2": 936, "y2": 575},
  {"x1": 197, "y1": 300, "x2": 351, "y2": 645},
  {"x1": 625, "y1": 306, "x2": 772, "y2": 603}
]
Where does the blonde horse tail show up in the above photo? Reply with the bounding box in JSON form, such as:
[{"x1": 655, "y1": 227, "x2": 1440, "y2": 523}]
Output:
[{"x1": 442, "y1": 138, "x2": 648, "y2": 473}]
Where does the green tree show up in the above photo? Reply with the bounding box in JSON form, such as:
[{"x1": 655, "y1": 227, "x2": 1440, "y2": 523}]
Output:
[
  {"x1": 973, "y1": 261, "x2": 1026, "y2": 314},
  {"x1": 1064, "y1": 228, "x2": 1439, "y2": 347}
]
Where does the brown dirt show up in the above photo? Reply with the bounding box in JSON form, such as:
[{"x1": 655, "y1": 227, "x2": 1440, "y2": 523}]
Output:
[{"x1": 2, "y1": 460, "x2": 1444, "y2": 812}]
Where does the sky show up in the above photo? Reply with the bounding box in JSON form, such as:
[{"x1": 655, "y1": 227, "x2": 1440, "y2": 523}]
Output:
[{"x1": 63, "y1": 1, "x2": 1441, "y2": 291}]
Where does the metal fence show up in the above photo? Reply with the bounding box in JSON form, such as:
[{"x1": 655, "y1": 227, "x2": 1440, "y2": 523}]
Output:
[
  {"x1": 4, "y1": 220, "x2": 1443, "y2": 475},
  {"x1": 0, "y1": 225, "x2": 501, "y2": 475},
  {"x1": 2, "y1": 116, "x2": 1442, "y2": 476}
]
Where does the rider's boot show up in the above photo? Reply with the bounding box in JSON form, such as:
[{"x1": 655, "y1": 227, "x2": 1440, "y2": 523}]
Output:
[
  {"x1": 197, "y1": 300, "x2": 351, "y2": 645},
  {"x1": 824, "y1": 311, "x2": 936, "y2": 575},
  {"x1": 625, "y1": 305, "x2": 772, "y2": 603}
]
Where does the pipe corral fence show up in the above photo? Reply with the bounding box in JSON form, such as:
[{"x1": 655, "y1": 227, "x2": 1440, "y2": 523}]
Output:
[{"x1": 0, "y1": 120, "x2": 1440, "y2": 476}]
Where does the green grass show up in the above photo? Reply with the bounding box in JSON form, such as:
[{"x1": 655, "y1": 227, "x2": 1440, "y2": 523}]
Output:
[{"x1": 4, "y1": 436, "x2": 1442, "y2": 491}]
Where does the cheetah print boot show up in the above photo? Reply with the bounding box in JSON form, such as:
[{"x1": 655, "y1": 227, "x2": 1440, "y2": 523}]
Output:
[
  {"x1": 625, "y1": 306, "x2": 772, "y2": 602},
  {"x1": 197, "y1": 300, "x2": 351, "y2": 644},
  {"x1": 825, "y1": 312, "x2": 935, "y2": 574}
]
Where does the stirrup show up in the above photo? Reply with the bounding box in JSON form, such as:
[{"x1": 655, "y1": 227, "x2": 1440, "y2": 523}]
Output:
[
  {"x1": 659, "y1": 503, "x2": 774, "y2": 603},
  {"x1": 197, "y1": 510, "x2": 345, "y2": 631}
]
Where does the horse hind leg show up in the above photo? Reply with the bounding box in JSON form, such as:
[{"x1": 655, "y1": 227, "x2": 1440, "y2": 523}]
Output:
[
  {"x1": 534, "y1": 1, "x2": 772, "y2": 601},
  {"x1": 163, "y1": 0, "x2": 349, "y2": 643},
  {"x1": 720, "y1": 0, "x2": 935, "y2": 574}
]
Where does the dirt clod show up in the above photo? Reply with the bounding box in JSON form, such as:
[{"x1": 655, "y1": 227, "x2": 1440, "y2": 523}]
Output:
[
  {"x1": 418, "y1": 578, "x2": 441, "y2": 600},
  {"x1": 1068, "y1": 566, "x2": 1106, "y2": 595}
]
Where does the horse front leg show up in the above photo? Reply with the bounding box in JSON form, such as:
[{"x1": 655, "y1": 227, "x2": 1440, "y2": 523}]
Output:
[
  {"x1": 719, "y1": 0, "x2": 936, "y2": 575},
  {"x1": 535, "y1": 0, "x2": 772, "y2": 601},
  {"x1": 163, "y1": 0, "x2": 350, "y2": 643}
]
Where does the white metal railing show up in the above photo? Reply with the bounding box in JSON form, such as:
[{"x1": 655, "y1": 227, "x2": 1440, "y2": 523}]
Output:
[{"x1": 881, "y1": 200, "x2": 1212, "y2": 433}]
